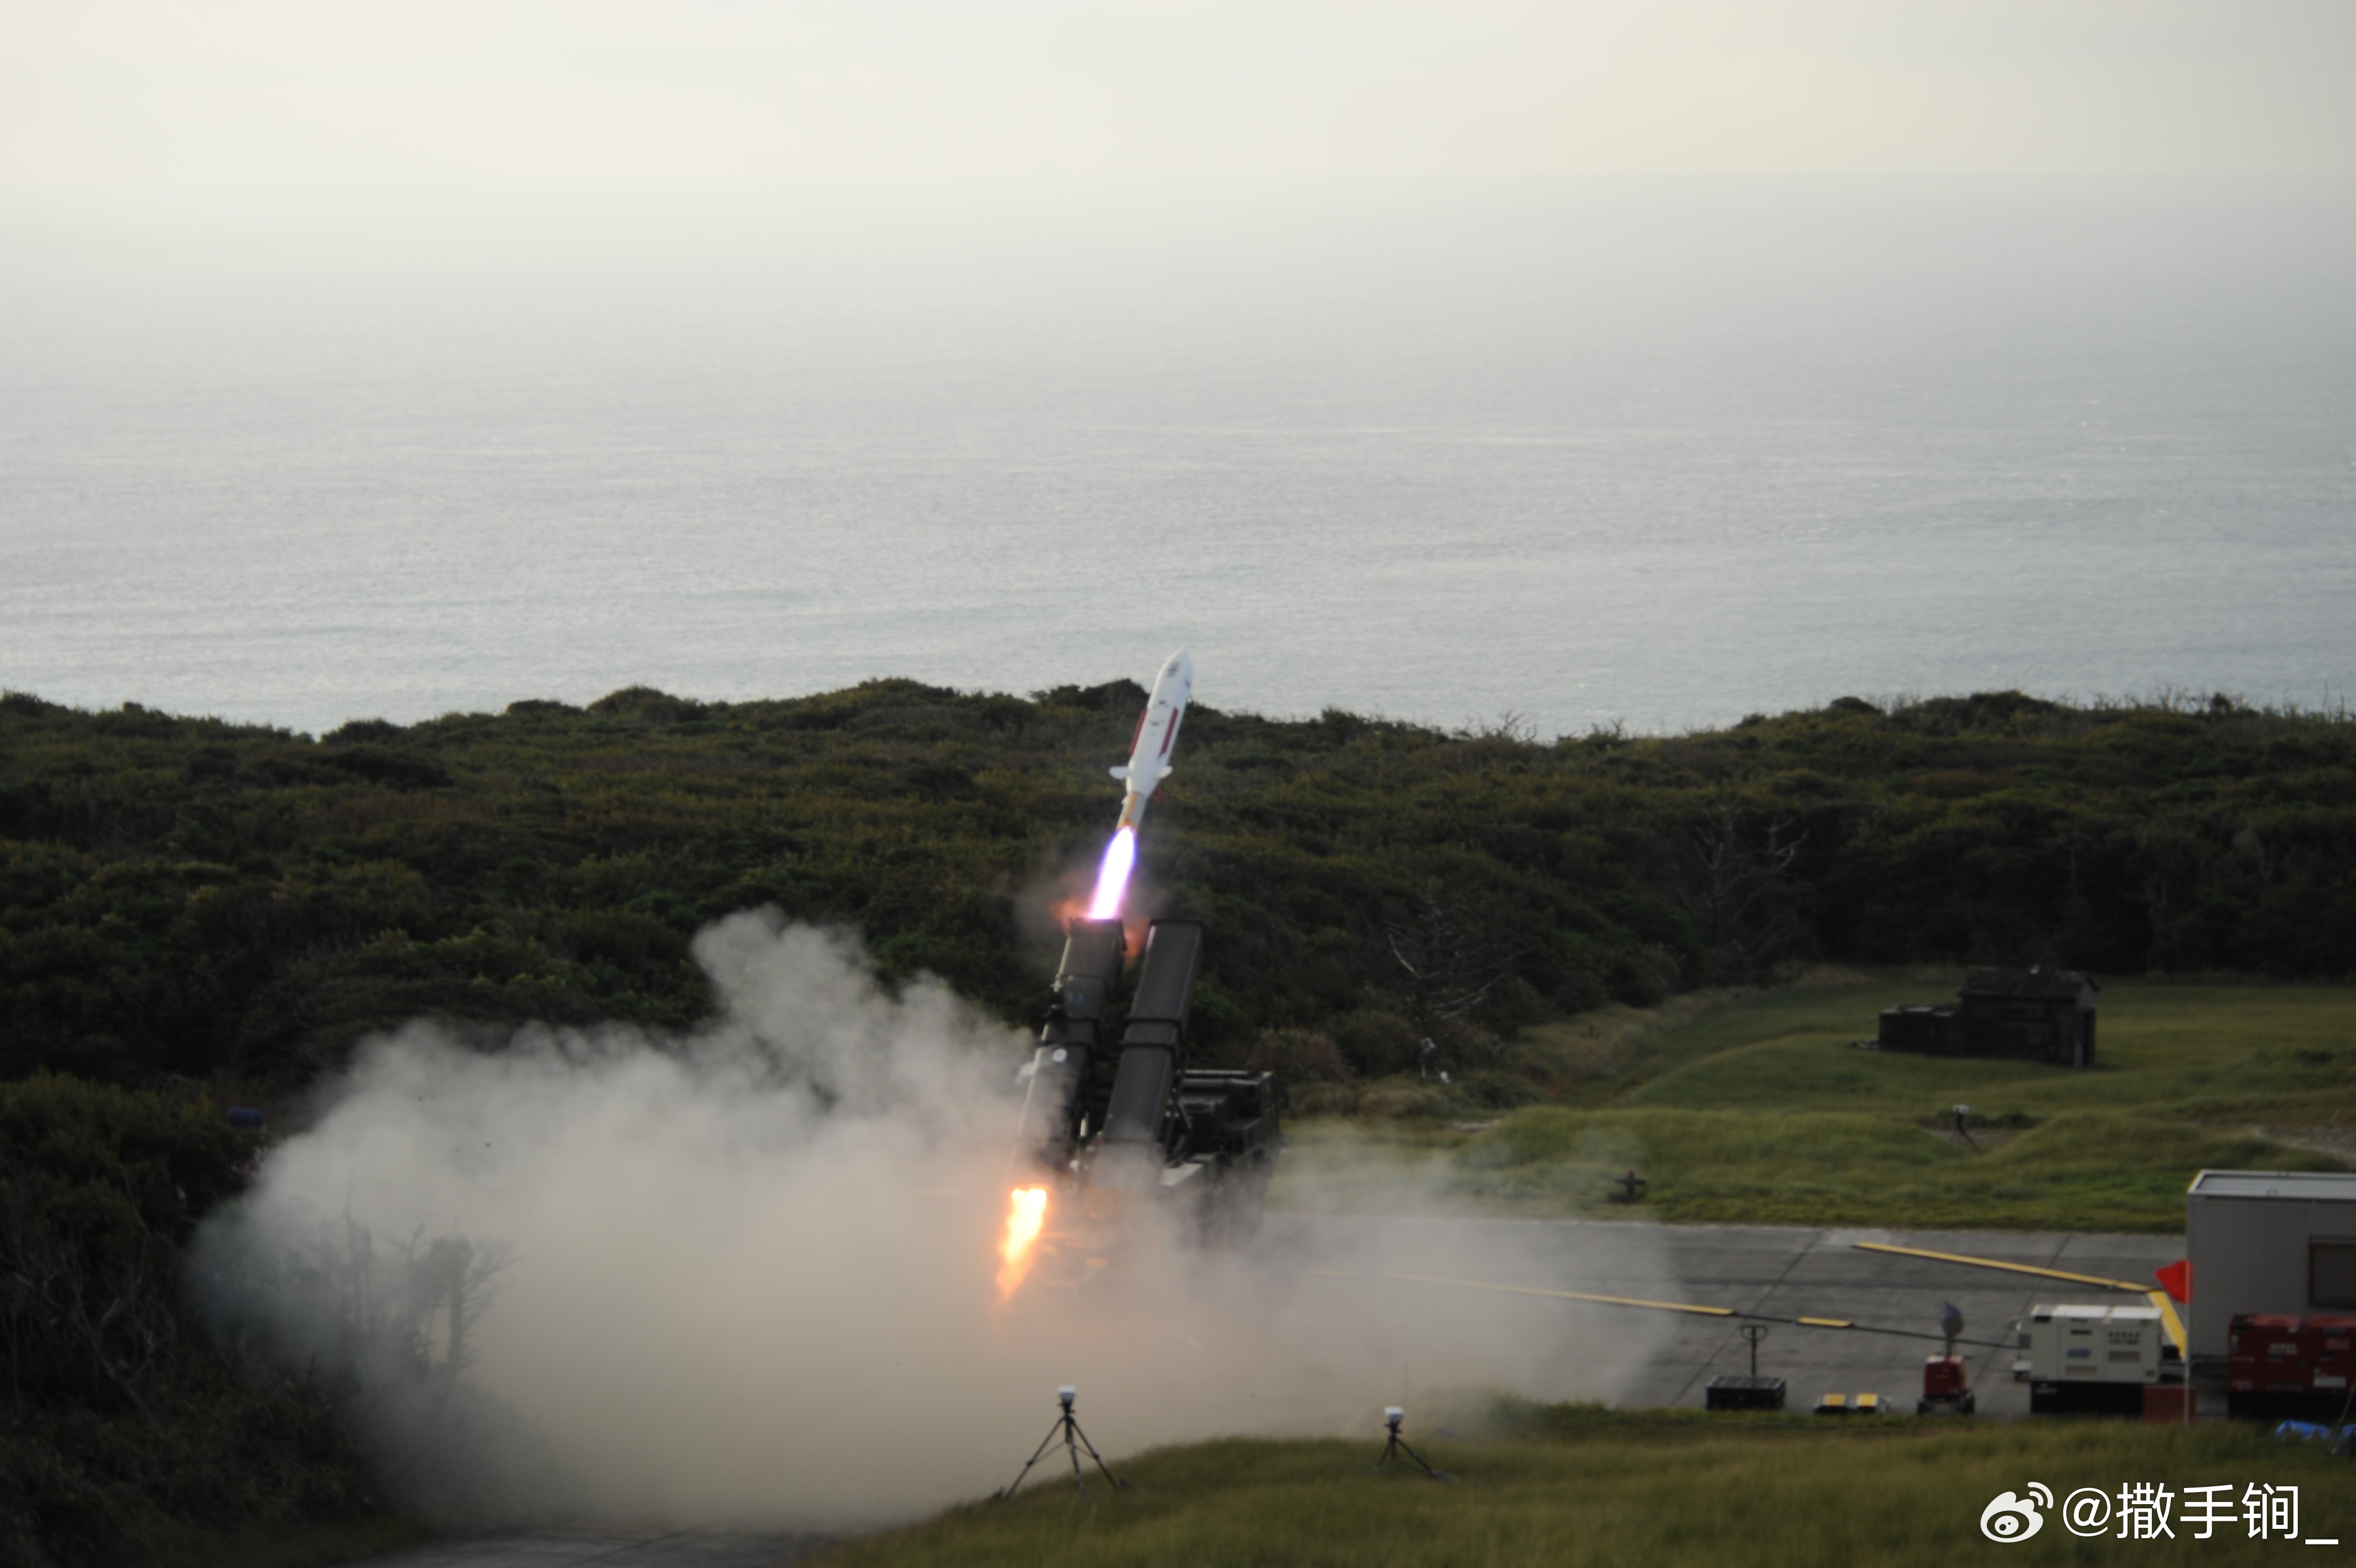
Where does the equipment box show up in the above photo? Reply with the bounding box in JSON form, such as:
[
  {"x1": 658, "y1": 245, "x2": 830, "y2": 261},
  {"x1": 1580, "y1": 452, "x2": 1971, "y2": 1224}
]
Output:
[
  {"x1": 2228, "y1": 1313, "x2": 2308, "y2": 1394},
  {"x1": 2304, "y1": 1315, "x2": 2355, "y2": 1393},
  {"x1": 2228, "y1": 1311, "x2": 2356, "y2": 1420},
  {"x1": 2027, "y1": 1304, "x2": 2162, "y2": 1385},
  {"x1": 2031, "y1": 1379, "x2": 2144, "y2": 1416},
  {"x1": 1705, "y1": 1375, "x2": 1787, "y2": 1412}
]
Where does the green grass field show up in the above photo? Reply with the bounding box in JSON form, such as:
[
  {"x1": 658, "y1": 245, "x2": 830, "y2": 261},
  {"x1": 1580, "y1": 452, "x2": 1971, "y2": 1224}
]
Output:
[
  {"x1": 816, "y1": 1408, "x2": 2354, "y2": 1567},
  {"x1": 1277, "y1": 974, "x2": 2355, "y2": 1230}
]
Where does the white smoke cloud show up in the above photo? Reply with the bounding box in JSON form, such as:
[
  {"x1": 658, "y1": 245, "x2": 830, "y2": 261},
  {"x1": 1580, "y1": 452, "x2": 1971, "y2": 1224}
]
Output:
[{"x1": 194, "y1": 910, "x2": 1669, "y2": 1529}]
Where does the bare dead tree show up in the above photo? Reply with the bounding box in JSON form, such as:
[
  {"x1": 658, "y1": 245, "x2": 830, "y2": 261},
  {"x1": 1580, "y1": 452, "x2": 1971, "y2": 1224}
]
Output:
[
  {"x1": 206, "y1": 1211, "x2": 515, "y2": 1406},
  {"x1": 1381, "y1": 880, "x2": 1528, "y2": 1039},
  {"x1": 1681, "y1": 798, "x2": 1806, "y2": 980},
  {"x1": 0, "y1": 1195, "x2": 175, "y2": 1426},
  {"x1": 416, "y1": 1236, "x2": 512, "y2": 1383},
  {"x1": 332, "y1": 1222, "x2": 512, "y2": 1386}
]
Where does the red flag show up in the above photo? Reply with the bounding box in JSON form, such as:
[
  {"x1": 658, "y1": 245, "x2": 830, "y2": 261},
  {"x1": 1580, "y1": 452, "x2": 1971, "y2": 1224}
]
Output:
[{"x1": 2154, "y1": 1259, "x2": 2191, "y2": 1303}]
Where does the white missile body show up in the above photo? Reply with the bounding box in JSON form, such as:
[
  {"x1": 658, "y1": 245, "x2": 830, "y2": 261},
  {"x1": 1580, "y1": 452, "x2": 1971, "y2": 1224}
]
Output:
[{"x1": 1110, "y1": 649, "x2": 1192, "y2": 833}]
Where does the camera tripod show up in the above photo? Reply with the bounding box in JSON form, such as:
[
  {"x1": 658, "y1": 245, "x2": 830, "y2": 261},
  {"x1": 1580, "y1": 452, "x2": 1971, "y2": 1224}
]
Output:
[
  {"x1": 1372, "y1": 1408, "x2": 1455, "y2": 1482},
  {"x1": 993, "y1": 1388, "x2": 1134, "y2": 1499}
]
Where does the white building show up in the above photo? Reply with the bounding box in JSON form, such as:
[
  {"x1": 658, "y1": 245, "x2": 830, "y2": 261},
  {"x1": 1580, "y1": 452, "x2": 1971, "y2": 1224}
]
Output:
[{"x1": 2185, "y1": 1169, "x2": 2356, "y2": 1359}]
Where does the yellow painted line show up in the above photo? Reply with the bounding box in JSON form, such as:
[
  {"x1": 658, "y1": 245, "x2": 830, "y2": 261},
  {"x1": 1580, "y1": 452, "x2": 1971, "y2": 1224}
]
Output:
[
  {"x1": 1853, "y1": 1241, "x2": 2147, "y2": 1292},
  {"x1": 1796, "y1": 1316, "x2": 1855, "y2": 1329},
  {"x1": 2147, "y1": 1291, "x2": 2190, "y2": 1360},
  {"x1": 1383, "y1": 1272, "x2": 1735, "y2": 1317}
]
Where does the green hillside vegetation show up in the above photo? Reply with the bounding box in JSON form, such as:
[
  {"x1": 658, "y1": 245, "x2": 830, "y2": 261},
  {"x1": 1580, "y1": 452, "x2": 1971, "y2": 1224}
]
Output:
[
  {"x1": 5, "y1": 683, "x2": 2354, "y2": 1096},
  {"x1": 1279, "y1": 974, "x2": 2353, "y2": 1230},
  {"x1": 821, "y1": 1406, "x2": 2351, "y2": 1568}
]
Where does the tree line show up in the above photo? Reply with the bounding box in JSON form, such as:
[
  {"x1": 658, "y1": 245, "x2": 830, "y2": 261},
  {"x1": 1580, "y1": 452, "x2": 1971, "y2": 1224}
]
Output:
[{"x1": 3, "y1": 682, "x2": 2351, "y2": 1095}]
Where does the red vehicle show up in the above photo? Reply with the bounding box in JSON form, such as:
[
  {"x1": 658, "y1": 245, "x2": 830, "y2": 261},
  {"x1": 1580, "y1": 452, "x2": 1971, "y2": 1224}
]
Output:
[{"x1": 1917, "y1": 1353, "x2": 1973, "y2": 1415}]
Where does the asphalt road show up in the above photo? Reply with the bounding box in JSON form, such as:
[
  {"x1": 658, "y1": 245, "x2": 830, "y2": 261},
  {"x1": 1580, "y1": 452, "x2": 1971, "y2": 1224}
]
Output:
[
  {"x1": 353, "y1": 1528, "x2": 836, "y2": 1568},
  {"x1": 1264, "y1": 1214, "x2": 2186, "y2": 1417},
  {"x1": 354, "y1": 1217, "x2": 2186, "y2": 1568}
]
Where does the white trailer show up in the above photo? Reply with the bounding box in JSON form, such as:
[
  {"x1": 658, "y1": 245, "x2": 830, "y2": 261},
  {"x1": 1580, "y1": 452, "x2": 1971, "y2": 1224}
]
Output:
[{"x1": 2186, "y1": 1169, "x2": 2356, "y2": 1360}]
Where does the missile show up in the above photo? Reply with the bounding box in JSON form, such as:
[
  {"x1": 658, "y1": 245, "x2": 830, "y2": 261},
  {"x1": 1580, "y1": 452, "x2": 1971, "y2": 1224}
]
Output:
[{"x1": 1110, "y1": 649, "x2": 1192, "y2": 835}]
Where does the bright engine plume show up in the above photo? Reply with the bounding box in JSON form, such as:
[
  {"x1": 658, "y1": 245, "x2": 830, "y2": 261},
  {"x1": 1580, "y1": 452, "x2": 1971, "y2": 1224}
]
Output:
[
  {"x1": 1084, "y1": 828, "x2": 1135, "y2": 920},
  {"x1": 997, "y1": 1186, "x2": 1049, "y2": 1298}
]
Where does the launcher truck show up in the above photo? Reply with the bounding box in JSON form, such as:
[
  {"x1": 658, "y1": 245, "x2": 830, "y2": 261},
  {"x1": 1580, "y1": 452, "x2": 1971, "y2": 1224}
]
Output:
[{"x1": 1009, "y1": 917, "x2": 1279, "y2": 1264}]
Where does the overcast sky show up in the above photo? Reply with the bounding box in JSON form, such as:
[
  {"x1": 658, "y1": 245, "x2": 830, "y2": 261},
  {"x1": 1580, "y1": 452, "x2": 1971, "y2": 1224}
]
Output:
[{"x1": 5, "y1": 0, "x2": 2353, "y2": 188}]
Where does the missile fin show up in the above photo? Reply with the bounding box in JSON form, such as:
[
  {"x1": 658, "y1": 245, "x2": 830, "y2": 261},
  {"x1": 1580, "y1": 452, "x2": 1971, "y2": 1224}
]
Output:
[{"x1": 1109, "y1": 766, "x2": 1130, "y2": 780}]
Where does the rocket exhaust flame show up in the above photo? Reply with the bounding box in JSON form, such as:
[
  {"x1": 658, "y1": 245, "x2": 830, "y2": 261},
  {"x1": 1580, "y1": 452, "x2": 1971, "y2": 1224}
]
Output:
[
  {"x1": 1085, "y1": 827, "x2": 1136, "y2": 920},
  {"x1": 997, "y1": 1185, "x2": 1049, "y2": 1298}
]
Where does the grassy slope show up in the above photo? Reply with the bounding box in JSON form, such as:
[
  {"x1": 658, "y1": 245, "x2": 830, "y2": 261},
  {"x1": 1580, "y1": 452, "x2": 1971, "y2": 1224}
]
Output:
[
  {"x1": 817, "y1": 1412, "x2": 2352, "y2": 1567},
  {"x1": 1279, "y1": 974, "x2": 2355, "y2": 1230}
]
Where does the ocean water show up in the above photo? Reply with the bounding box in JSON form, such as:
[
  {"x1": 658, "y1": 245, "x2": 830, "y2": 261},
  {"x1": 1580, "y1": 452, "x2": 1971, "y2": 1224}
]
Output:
[{"x1": 3, "y1": 181, "x2": 2351, "y2": 740}]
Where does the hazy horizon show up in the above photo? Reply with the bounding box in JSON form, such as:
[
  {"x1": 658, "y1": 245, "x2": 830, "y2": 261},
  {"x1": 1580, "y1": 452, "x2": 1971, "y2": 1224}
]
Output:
[{"x1": 6, "y1": 175, "x2": 2353, "y2": 740}]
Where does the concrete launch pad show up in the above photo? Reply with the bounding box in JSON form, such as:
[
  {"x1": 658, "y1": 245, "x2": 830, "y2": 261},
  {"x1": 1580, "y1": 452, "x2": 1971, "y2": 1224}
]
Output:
[{"x1": 1268, "y1": 1213, "x2": 2187, "y2": 1417}]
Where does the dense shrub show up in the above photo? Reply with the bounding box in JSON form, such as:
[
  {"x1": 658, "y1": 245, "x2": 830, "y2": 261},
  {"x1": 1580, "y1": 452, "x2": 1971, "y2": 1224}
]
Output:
[{"x1": 0, "y1": 1077, "x2": 384, "y2": 1566}]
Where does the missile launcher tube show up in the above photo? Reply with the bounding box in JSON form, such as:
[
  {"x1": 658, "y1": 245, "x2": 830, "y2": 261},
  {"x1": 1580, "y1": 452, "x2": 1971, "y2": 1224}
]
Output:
[
  {"x1": 1013, "y1": 919, "x2": 1125, "y2": 1172},
  {"x1": 1101, "y1": 920, "x2": 1204, "y2": 1153},
  {"x1": 1014, "y1": 917, "x2": 1279, "y2": 1240}
]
